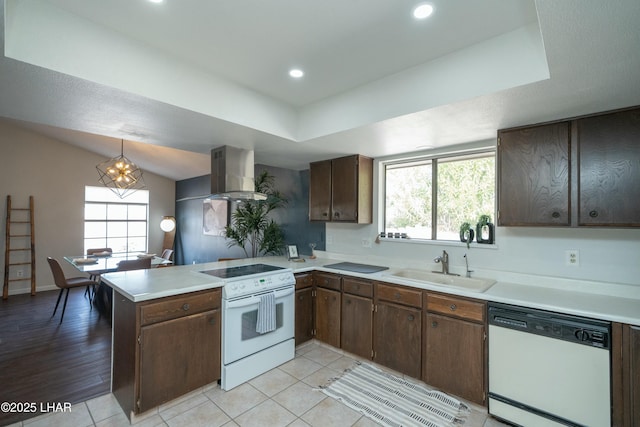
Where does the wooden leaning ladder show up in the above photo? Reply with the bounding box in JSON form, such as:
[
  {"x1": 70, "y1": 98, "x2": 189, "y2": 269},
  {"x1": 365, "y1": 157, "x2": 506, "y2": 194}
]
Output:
[{"x1": 3, "y1": 195, "x2": 36, "y2": 299}]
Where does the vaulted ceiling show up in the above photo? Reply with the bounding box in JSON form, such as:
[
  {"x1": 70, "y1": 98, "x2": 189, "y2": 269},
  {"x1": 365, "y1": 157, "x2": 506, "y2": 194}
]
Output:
[{"x1": 1, "y1": 0, "x2": 639, "y2": 180}]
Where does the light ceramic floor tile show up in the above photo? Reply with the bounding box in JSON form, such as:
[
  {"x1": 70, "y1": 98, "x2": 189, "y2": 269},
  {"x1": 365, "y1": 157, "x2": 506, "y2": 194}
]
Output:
[
  {"x1": 86, "y1": 394, "x2": 123, "y2": 424},
  {"x1": 248, "y1": 368, "x2": 298, "y2": 397},
  {"x1": 205, "y1": 383, "x2": 268, "y2": 419},
  {"x1": 483, "y1": 415, "x2": 512, "y2": 427},
  {"x1": 300, "y1": 366, "x2": 340, "y2": 388},
  {"x1": 302, "y1": 346, "x2": 343, "y2": 366},
  {"x1": 164, "y1": 401, "x2": 229, "y2": 427},
  {"x1": 301, "y1": 396, "x2": 362, "y2": 427},
  {"x1": 352, "y1": 415, "x2": 382, "y2": 427},
  {"x1": 326, "y1": 355, "x2": 358, "y2": 372},
  {"x1": 233, "y1": 400, "x2": 296, "y2": 427},
  {"x1": 278, "y1": 356, "x2": 323, "y2": 380},
  {"x1": 96, "y1": 411, "x2": 166, "y2": 427},
  {"x1": 272, "y1": 381, "x2": 327, "y2": 416},
  {"x1": 294, "y1": 341, "x2": 319, "y2": 356},
  {"x1": 23, "y1": 403, "x2": 93, "y2": 427},
  {"x1": 286, "y1": 419, "x2": 311, "y2": 427},
  {"x1": 159, "y1": 393, "x2": 209, "y2": 421}
]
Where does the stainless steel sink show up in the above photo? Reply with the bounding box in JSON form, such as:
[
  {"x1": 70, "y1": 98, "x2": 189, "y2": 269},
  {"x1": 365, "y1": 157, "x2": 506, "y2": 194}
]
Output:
[{"x1": 384, "y1": 269, "x2": 496, "y2": 292}]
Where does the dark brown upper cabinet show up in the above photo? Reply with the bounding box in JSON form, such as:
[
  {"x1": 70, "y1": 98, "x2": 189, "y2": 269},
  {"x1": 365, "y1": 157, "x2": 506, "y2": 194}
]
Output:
[
  {"x1": 498, "y1": 122, "x2": 571, "y2": 226},
  {"x1": 309, "y1": 154, "x2": 373, "y2": 223},
  {"x1": 498, "y1": 106, "x2": 640, "y2": 227},
  {"x1": 577, "y1": 108, "x2": 640, "y2": 226}
]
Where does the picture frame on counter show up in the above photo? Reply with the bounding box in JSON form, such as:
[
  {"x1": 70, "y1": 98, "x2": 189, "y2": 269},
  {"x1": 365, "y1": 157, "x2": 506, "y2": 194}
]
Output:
[{"x1": 287, "y1": 244, "x2": 300, "y2": 260}]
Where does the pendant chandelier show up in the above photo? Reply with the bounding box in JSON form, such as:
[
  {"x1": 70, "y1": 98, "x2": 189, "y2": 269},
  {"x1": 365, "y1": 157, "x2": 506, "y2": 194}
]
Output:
[{"x1": 96, "y1": 139, "x2": 146, "y2": 198}]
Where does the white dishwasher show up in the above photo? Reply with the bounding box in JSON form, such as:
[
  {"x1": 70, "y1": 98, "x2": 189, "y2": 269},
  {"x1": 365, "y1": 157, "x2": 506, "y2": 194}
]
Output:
[{"x1": 488, "y1": 302, "x2": 611, "y2": 427}]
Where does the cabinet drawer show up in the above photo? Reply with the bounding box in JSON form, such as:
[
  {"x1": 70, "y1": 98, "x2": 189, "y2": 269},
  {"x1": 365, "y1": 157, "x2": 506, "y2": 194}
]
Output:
[
  {"x1": 314, "y1": 273, "x2": 342, "y2": 291},
  {"x1": 140, "y1": 289, "x2": 221, "y2": 326},
  {"x1": 427, "y1": 293, "x2": 485, "y2": 323},
  {"x1": 343, "y1": 278, "x2": 373, "y2": 298},
  {"x1": 376, "y1": 283, "x2": 422, "y2": 308},
  {"x1": 295, "y1": 273, "x2": 313, "y2": 290}
]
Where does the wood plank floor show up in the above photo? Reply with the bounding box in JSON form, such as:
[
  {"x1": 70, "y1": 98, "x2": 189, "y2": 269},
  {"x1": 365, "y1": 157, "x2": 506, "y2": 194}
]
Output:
[{"x1": 0, "y1": 289, "x2": 112, "y2": 426}]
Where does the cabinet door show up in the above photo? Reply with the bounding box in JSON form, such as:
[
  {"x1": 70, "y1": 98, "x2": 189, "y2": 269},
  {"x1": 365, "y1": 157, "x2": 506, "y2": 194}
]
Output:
[
  {"x1": 424, "y1": 313, "x2": 485, "y2": 405},
  {"x1": 309, "y1": 160, "x2": 332, "y2": 221},
  {"x1": 341, "y1": 293, "x2": 372, "y2": 359},
  {"x1": 315, "y1": 287, "x2": 341, "y2": 348},
  {"x1": 331, "y1": 155, "x2": 359, "y2": 222},
  {"x1": 578, "y1": 108, "x2": 640, "y2": 226},
  {"x1": 374, "y1": 302, "x2": 421, "y2": 378},
  {"x1": 627, "y1": 325, "x2": 640, "y2": 425},
  {"x1": 139, "y1": 309, "x2": 220, "y2": 412},
  {"x1": 498, "y1": 122, "x2": 571, "y2": 226},
  {"x1": 295, "y1": 288, "x2": 314, "y2": 346}
]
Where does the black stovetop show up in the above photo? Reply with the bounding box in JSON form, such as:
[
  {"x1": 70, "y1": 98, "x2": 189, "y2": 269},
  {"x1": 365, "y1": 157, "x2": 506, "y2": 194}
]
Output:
[{"x1": 200, "y1": 263, "x2": 284, "y2": 279}]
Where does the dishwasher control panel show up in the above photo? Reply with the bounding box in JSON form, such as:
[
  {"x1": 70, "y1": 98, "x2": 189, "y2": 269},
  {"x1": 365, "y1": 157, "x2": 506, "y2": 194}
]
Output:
[{"x1": 489, "y1": 302, "x2": 610, "y2": 349}]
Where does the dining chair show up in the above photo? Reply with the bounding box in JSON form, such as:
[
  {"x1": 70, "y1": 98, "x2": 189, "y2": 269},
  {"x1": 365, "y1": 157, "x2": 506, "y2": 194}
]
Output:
[
  {"x1": 117, "y1": 257, "x2": 152, "y2": 271},
  {"x1": 84, "y1": 247, "x2": 113, "y2": 298},
  {"x1": 161, "y1": 249, "x2": 174, "y2": 261},
  {"x1": 47, "y1": 257, "x2": 99, "y2": 323}
]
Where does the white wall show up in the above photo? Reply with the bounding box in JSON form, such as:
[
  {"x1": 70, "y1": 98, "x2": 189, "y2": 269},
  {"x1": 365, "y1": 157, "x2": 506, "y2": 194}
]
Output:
[
  {"x1": 326, "y1": 156, "x2": 640, "y2": 287},
  {"x1": 0, "y1": 120, "x2": 175, "y2": 295}
]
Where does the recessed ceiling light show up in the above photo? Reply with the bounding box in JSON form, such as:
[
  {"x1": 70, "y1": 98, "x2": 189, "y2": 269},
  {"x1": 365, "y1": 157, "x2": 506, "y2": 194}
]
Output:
[
  {"x1": 289, "y1": 69, "x2": 304, "y2": 78},
  {"x1": 148, "y1": 0, "x2": 163, "y2": 3},
  {"x1": 413, "y1": 4, "x2": 434, "y2": 19}
]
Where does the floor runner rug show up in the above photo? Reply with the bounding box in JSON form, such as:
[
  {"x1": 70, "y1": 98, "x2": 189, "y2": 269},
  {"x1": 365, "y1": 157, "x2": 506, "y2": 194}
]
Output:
[{"x1": 320, "y1": 362, "x2": 469, "y2": 427}]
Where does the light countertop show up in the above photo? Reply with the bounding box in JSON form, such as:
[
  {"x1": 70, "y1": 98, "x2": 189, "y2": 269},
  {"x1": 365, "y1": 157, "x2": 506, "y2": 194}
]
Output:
[{"x1": 101, "y1": 253, "x2": 640, "y2": 326}]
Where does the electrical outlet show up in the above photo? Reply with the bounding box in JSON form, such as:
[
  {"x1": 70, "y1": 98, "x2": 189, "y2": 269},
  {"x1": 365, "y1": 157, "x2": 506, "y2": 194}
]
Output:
[
  {"x1": 16, "y1": 270, "x2": 24, "y2": 278},
  {"x1": 361, "y1": 238, "x2": 372, "y2": 248},
  {"x1": 565, "y1": 250, "x2": 579, "y2": 267}
]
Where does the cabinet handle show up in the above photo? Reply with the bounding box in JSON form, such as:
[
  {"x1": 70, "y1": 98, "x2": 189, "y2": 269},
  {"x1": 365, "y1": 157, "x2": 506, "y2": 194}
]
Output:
[
  {"x1": 552, "y1": 211, "x2": 560, "y2": 218},
  {"x1": 209, "y1": 318, "x2": 216, "y2": 325},
  {"x1": 408, "y1": 314, "x2": 415, "y2": 321},
  {"x1": 589, "y1": 210, "x2": 599, "y2": 218},
  {"x1": 431, "y1": 321, "x2": 438, "y2": 328},
  {"x1": 394, "y1": 293, "x2": 401, "y2": 300},
  {"x1": 182, "y1": 303, "x2": 190, "y2": 311},
  {"x1": 346, "y1": 299, "x2": 351, "y2": 305},
  {"x1": 322, "y1": 212, "x2": 328, "y2": 217},
  {"x1": 334, "y1": 212, "x2": 340, "y2": 218},
  {"x1": 449, "y1": 304, "x2": 457, "y2": 311},
  {"x1": 298, "y1": 295, "x2": 304, "y2": 301}
]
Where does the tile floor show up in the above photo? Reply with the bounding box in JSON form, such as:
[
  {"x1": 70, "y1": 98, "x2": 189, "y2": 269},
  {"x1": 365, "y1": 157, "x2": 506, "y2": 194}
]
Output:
[{"x1": 8, "y1": 341, "x2": 510, "y2": 427}]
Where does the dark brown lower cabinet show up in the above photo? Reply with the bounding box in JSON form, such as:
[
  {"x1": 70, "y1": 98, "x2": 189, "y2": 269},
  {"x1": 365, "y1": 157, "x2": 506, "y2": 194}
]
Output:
[
  {"x1": 315, "y1": 287, "x2": 341, "y2": 348},
  {"x1": 424, "y1": 293, "x2": 486, "y2": 406},
  {"x1": 424, "y1": 313, "x2": 485, "y2": 405},
  {"x1": 341, "y1": 293, "x2": 373, "y2": 359},
  {"x1": 613, "y1": 323, "x2": 640, "y2": 426},
  {"x1": 139, "y1": 309, "x2": 220, "y2": 412},
  {"x1": 112, "y1": 288, "x2": 221, "y2": 419},
  {"x1": 295, "y1": 287, "x2": 314, "y2": 346},
  {"x1": 373, "y1": 301, "x2": 422, "y2": 378},
  {"x1": 295, "y1": 273, "x2": 314, "y2": 346}
]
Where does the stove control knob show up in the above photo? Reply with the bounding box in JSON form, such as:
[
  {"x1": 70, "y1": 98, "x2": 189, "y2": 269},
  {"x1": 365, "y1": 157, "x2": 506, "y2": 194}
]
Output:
[{"x1": 575, "y1": 329, "x2": 590, "y2": 342}]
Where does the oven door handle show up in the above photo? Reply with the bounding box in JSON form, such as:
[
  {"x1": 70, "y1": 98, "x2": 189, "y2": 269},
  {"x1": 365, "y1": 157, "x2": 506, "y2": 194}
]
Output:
[{"x1": 225, "y1": 287, "x2": 294, "y2": 309}]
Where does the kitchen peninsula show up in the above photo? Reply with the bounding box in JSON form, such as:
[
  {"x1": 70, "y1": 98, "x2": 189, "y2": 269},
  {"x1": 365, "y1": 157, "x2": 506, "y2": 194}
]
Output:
[{"x1": 102, "y1": 254, "x2": 640, "y2": 424}]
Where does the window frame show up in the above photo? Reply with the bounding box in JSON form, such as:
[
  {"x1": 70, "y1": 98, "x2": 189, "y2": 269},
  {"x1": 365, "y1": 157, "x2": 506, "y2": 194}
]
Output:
[
  {"x1": 381, "y1": 148, "x2": 496, "y2": 242},
  {"x1": 83, "y1": 186, "x2": 150, "y2": 254}
]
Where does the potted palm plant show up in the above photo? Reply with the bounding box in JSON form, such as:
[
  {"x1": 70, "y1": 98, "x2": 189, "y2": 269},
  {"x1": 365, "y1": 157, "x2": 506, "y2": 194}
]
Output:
[{"x1": 224, "y1": 171, "x2": 287, "y2": 257}]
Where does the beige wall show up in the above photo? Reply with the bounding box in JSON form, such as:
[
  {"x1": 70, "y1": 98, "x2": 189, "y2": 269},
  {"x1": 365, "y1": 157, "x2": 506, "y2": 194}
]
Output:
[{"x1": 0, "y1": 120, "x2": 175, "y2": 295}]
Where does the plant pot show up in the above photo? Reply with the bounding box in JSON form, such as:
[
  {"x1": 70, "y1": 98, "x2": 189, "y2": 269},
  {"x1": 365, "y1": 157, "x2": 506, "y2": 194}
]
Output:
[
  {"x1": 476, "y1": 222, "x2": 494, "y2": 244},
  {"x1": 459, "y1": 228, "x2": 474, "y2": 245}
]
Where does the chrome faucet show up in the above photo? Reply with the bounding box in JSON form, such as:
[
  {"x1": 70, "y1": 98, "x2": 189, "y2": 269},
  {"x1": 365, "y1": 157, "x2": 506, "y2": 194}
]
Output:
[{"x1": 433, "y1": 250, "x2": 450, "y2": 275}]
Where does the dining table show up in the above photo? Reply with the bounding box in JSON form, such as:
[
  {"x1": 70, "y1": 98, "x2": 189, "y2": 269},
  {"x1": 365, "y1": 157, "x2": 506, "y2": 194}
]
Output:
[{"x1": 64, "y1": 252, "x2": 172, "y2": 275}]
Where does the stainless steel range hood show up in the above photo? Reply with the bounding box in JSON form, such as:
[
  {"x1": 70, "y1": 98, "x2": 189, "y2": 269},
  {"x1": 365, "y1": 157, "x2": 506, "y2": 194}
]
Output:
[{"x1": 210, "y1": 146, "x2": 267, "y2": 202}]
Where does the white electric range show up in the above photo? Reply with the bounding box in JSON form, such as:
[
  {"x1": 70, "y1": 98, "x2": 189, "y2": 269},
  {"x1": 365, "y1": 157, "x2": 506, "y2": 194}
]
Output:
[{"x1": 200, "y1": 263, "x2": 295, "y2": 390}]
